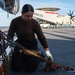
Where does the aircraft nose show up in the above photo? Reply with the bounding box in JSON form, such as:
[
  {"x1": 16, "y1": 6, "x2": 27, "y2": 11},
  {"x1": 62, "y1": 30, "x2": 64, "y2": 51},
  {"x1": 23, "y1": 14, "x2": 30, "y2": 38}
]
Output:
[
  {"x1": 11, "y1": 0, "x2": 20, "y2": 15},
  {"x1": 12, "y1": 5, "x2": 19, "y2": 15},
  {"x1": 6, "y1": 0, "x2": 20, "y2": 15}
]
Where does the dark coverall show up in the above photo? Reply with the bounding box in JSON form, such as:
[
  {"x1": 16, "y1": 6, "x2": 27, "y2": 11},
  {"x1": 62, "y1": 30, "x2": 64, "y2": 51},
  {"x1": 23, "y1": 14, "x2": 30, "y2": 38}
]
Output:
[
  {"x1": 11, "y1": 39, "x2": 42, "y2": 73},
  {"x1": 7, "y1": 16, "x2": 48, "y2": 73}
]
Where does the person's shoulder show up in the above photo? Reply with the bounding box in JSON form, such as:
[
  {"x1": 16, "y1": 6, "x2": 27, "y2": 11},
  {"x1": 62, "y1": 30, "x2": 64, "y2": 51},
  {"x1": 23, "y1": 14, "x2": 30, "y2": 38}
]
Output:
[
  {"x1": 31, "y1": 18, "x2": 39, "y2": 24},
  {"x1": 12, "y1": 16, "x2": 22, "y2": 22},
  {"x1": 31, "y1": 18, "x2": 40, "y2": 28}
]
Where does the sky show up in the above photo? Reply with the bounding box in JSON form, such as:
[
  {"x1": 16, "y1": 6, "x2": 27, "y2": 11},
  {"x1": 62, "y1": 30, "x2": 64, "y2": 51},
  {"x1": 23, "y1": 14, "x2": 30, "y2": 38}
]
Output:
[{"x1": 0, "y1": 0, "x2": 75, "y2": 26}]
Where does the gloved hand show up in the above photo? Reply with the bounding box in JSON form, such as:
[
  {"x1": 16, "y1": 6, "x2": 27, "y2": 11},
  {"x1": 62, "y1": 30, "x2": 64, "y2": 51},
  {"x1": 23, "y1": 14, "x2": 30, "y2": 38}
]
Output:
[{"x1": 45, "y1": 50, "x2": 53, "y2": 61}]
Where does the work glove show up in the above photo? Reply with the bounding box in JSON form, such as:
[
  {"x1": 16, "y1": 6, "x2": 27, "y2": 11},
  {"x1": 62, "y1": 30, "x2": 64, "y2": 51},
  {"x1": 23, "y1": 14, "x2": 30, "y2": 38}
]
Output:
[{"x1": 45, "y1": 50, "x2": 53, "y2": 61}]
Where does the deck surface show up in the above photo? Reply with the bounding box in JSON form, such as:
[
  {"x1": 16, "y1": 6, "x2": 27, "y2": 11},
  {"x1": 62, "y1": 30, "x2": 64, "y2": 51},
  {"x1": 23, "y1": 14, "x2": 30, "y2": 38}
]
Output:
[{"x1": 9, "y1": 28, "x2": 75, "y2": 75}]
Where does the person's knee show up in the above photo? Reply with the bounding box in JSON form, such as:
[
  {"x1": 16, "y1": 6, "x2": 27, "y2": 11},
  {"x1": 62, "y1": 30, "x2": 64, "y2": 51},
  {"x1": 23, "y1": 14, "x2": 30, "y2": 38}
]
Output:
[
  {"x1": 11, "y1": 60, "x2": 22, "y2": 72},
  {"x1": 11, "y1": 66, "x2": 21, "y2": 72},
  {"x1": 25, "y1": 68, "x2": 36, "y2": 73},
  {"x1": 25, "y1": 64, "x2": 37, "y2": 73}
]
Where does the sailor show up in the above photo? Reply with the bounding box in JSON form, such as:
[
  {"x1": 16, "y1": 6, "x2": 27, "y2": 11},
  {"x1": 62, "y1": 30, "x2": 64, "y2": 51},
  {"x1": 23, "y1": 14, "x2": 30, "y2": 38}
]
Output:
[{"x1": 7, "y1": 4, "x2": 53, "y2": 73}]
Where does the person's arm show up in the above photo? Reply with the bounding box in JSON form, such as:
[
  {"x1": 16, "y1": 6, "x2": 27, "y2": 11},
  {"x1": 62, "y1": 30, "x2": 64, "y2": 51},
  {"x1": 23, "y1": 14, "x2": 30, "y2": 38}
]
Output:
[
  {"x1": 7, "y1": 19, "x2": 17, "y2": 40},
  {"x1": 34, "y1": 21, "x2": 53, "y2": 61},
  {"x1": 34, "y1": 21, "x2": 48, "y2": 49}
]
